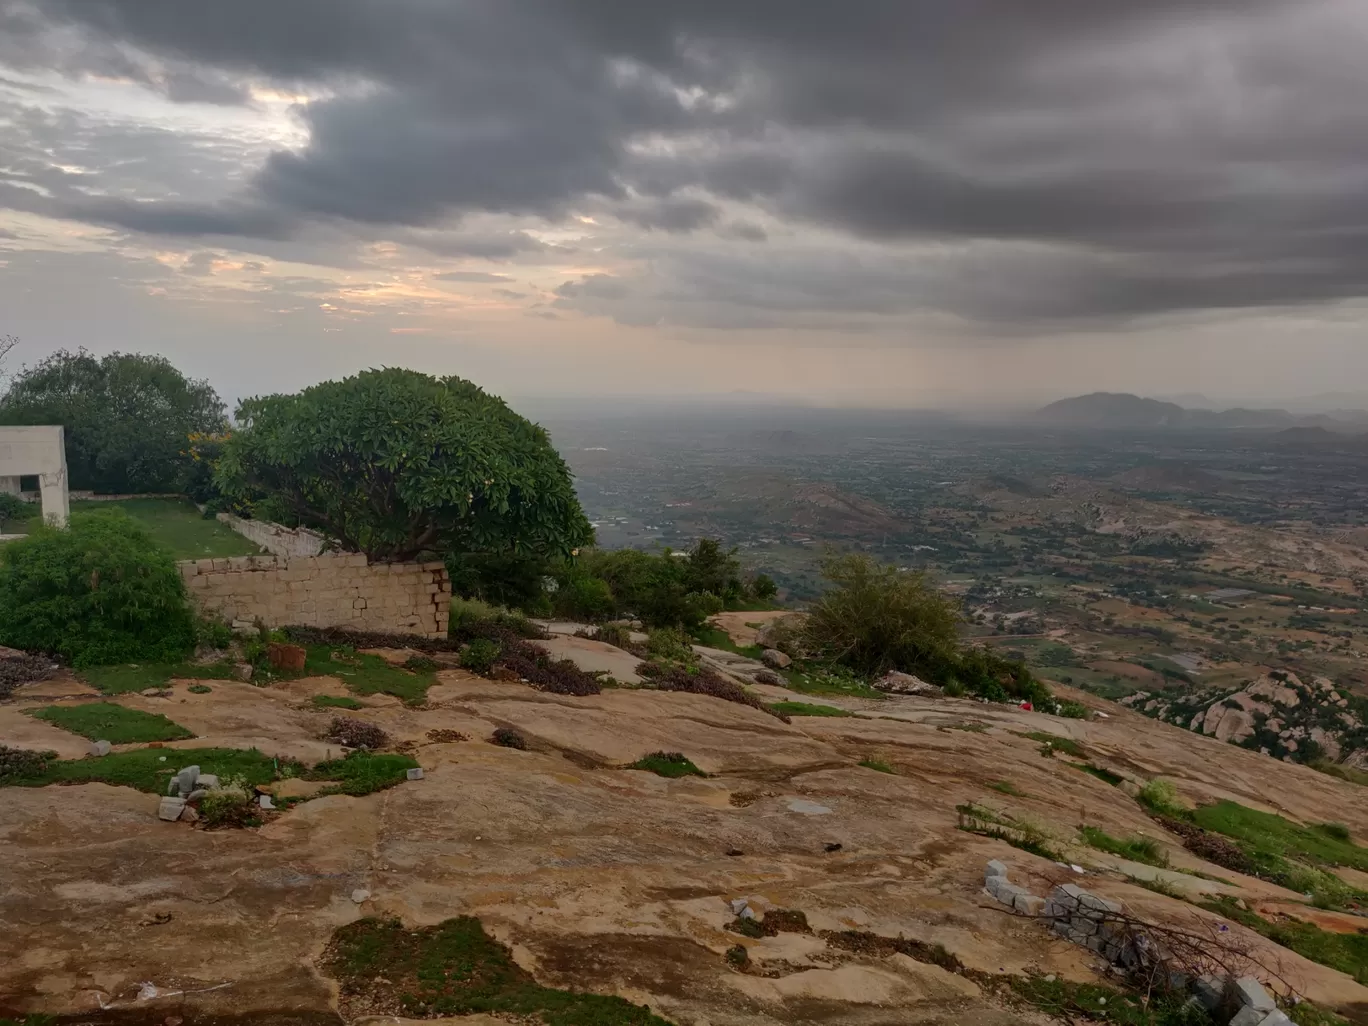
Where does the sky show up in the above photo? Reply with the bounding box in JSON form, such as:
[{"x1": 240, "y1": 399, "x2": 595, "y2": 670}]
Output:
[{"x1": 1, "y1": 0, "x2": 1367, "y2": 410}]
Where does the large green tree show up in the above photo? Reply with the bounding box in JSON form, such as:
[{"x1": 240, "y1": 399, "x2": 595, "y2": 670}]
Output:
[
  {"x1": 216, "y1": 368, "x2": 593, "y2": 563},
  {"x1": 0, "y1": 349, "x2": 226, "y2": 493}
]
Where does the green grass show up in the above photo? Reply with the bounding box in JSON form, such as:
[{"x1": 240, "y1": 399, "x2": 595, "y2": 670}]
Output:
[
  {"x1": 312, "y1": 694, "x2": 364, "y2": 710},
  {"x1": 79, "y1": 660, "x2": 241, "y2": 695},
  {"x1": 309, "y1": 751, "x2": 420, "y2": 796},
  {"x1": 302, "y1": 646, "x2": 436, "y2": 705},
  {"x1": 859, "y1": 758, "x2": 895, "y2": 774},
  {"x1": 1191, "y1": 801, "x2": 1368, "y2": 873},
  {"x1": 769, "y1": 700, "x2": 853, "y2": 717},
  {"x1": 16, "y1": 498, "x2": 258, "y2": 559},
  {"x1": 1203, "y1": 896, "x2": 1368, "y2": 986},
  {"x1": 0, "y1": 746, "x2": 286, "y2": 793},
  {"x1": 782, "y1": 664, "x2": 884, "y2": 700},
  {"x1": 988, "y1": 780, "x2": 1024, "y2": 797},
  {"x1": 29, "y1": 702, "x2": 193, "y2": 744},
  {"x1": 1022, "y1": 731, "x2": 1085, "y2": 758},
  {"x1": 1006, "y1": 972, "x2": 1211, "y2": 1026},
  {"x1": 629, "y1": 752, "x2": 705, "y2": 778},
  {"x1": 690, "y1": 625, "x2": 763, "y2": 659},
  {"x1": 1079, "y1": 825, "x2": 1169, "y2": 868},
  {"x1": 957, "y1": 802, "x2": 1061, "y2": 861},
  {"x1": 321, "y1": 916, "x2": 672, "y2": 1024}
]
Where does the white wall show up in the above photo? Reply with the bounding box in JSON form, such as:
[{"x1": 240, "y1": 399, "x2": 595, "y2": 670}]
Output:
[{"x1": 0, "y1": 426, "x2": 69, "y2": 526}]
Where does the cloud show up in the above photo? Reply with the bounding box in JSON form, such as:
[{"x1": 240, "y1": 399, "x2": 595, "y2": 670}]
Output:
[
  {"x1": 433, "y1": 270, "x2": 513, "y2": 283},
  {"x1": 3, "y1": 0, "x2": 1368, "y2": 328}
]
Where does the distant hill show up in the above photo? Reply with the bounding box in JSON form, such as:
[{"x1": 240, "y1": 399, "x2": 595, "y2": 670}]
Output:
[
  {"x1": 1036, "y1": 393, "x2": 1186, "y2": 429},
  {"x1": 1037, "y1": 392, "x2": 1364, "y2": 432}
]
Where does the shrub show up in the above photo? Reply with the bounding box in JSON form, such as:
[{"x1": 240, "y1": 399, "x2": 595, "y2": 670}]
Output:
[
  {"x1": 802, "y1": 554, "x2": 960, "y2": 677},
  {"x1": 491, "y1": 727, "x2": 527, "y2": 750},
  {"x1": 494, "y1": 640, "x2": 602, "y2": 696},
  {"x1": 0, "y1": 492, "x2": 28, "y2": 531},
  {"x1": 460, "y1": 638, "x2": 502, "y2": 675},
  {"x1": 549, "y1": 572, "x2": 615, "y2": 621},
  {"x1": 642, "y1": 662, "x2": 788, "y2": 721},
  {"x1": 0, "y1": 509, "x2": 196, "y2": 667},
  {"x1": 326, "y1": 717, "x2": 388, "y2": 751},
  {"x1": 646, "y1": 626, "x2": 696, "y2": 665},
  {"x1": 725, "y1": 945, "x2": 749, "y2": 967},
  {"x1": 200, "y1": 789, "x2": 260, "y2": 829},
  {"x1": 1138, "y1": 778, "x2": 1186, "y2": 817},
  {"x1": 0, "y1": 744, "x2": 56, "y2": 782},
  {"x1": 631, "y1": 751, "x2": 705, "y2": 778},
  {"x1": 593, "y1": 623, "x2": 636, "y2": 650}
]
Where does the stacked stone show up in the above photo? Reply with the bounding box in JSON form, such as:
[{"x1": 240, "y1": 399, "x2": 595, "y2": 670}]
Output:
[
  {"x1": 178, "y1": 553, "x2": 451, "y2": 638},
  {"x1": 984, "y1": 860, "x2": 1294, "y2": 1026},
  {"x1": 157, "y1": 765, "x2": 222, "y2": 822}
]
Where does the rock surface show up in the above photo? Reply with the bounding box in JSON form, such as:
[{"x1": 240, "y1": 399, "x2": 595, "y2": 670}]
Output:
[{"x1": 3, "y1": 669, "x2": 1368, "y2": 1022}]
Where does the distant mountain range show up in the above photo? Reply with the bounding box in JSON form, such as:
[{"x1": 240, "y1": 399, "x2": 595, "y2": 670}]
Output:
[{"x1": 1036, "y1": 392, "x2": 1368, "y2": 432}]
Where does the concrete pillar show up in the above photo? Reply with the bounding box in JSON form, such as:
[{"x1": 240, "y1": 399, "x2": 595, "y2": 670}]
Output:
[{"x1": 39, "y1": 469, "x2": 69, "y2": 527}]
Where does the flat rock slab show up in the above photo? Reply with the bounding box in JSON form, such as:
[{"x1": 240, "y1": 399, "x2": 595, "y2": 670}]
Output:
[
  {"x1": 0, "y1": 704, "x2": 99, "y2": 760},
  {"x1": 529, "y1": 636, "x2": 644, "y2": 685}
]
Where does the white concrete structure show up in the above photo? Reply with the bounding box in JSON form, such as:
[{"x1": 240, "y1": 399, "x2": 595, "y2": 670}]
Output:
[{"x1": 0, "y1": 425, "x2": 69, "y2": 526}]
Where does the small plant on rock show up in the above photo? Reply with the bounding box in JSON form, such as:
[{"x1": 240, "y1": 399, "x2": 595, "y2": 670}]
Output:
[
  {"x1": 460, "y1": 638, "x2": 502, "y2": 674},
  {"x1": 326, "y1": 717, "x2": 388, "y2": 750},
  {"x1": 200, "y1": 789, "x2": 260, "y2": 829},
  {"x1": 725, "y1": 944, "x2": 749, "y2": 967},
  {"x1": 631, "y1": 751, "x2": 705, "y2": 778},
  {"x1": 491, "y1": 727, "x2": 527, "y2": 750}
]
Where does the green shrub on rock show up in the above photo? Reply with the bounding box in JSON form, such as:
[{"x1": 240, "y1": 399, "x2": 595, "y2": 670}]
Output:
[{"x1": 0, "y1": 509, "x2": 195, "y2": 667}]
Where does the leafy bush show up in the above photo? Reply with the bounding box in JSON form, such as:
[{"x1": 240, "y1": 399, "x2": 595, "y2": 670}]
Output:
[
  {"x1": 0, "y1": 349, "x2": 227, "y2": 493},
  {"x1": 802, "y1": 554, "x2": 960, "y2": 677},
  {"x1": 1137, "y1": 778, "x2": 1186, "y2": 817},
  {"x1": 200, "y1": 789, "x2": 260, "y2": 829},
  {"x1": 493, "y1": 640, "x2": 603, "y2": 695},
  {"x1": 460, "y1": 638, "x2": 502, "y2": 674},
  {"x1": 491, "y1": 727, "x2": 527, "y2": 750},
  {"x1": 217, "y1": 368, "x2": 593, "y2": 562},
  {"x1": 592, "y1": 623, "x2": 636, "y2": 650},
  {"x1": 0, "y1": 744, "x2": 56, "y2": 782},
  {"x1": 326, "y1": 717, "x2": 389, "y2": 751},
  {"x1": 646, "y1": 626, "x2": 697, "y2": 665},
  {"x1": 0, "y1": 492, "x2": 28, "y2": 531},
  {"x1": 0, "y1": 509, "x2": 196, "y2": 667}
]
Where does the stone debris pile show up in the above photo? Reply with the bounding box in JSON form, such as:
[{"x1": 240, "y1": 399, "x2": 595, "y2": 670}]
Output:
[
  {"x1": 984, "y1": 861, "x2": 1292, "y2": 1026},
  {"x1": 157, "y1": 764, "x2": 224, "y2": 823}
]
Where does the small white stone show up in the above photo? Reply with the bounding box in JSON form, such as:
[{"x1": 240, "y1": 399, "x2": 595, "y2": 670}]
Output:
[
  {"x1": 258, "y1": 794, "x2": 275, "y2": 810},
  {"x1": 406, "y1": 767, "x2": 424, "y2": 780},
  {"x1": 351, "y1": 889, "x2": 370, "y2": 903}
]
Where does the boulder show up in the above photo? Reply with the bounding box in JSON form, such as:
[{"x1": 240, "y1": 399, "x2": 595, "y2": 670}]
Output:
[
  {"x1": 88, "y1": 740, "x2": 112, "y2": 757},
  {"x1": 196, "y1": 773, "x2": 221, "y2": 790},
  {"x1": 158, "y1": 797, "x2": 186, "y2": 822},
  {"x1": 873, "y1": 670, "x2": 938, "y2": 695},
  {"x1": 761, "y1": 648, "x2": 792, "y2": 669}
]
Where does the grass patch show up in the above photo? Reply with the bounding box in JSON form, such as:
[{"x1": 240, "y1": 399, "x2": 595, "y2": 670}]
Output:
[
  {"x1": 769, "y1": 700, "x2": 853, "y2": 717},
  {"x1": 940, "y1": 721, "x2": 988, "y2": 733},
  {"x1": 302, "y1": 646, "x2": 436, "y2": 705},
  {"x1": 1203, "y1": 896, "x2": 1368, "y2": 986},
  {"x1": 309, "y1": 751, "x2": 419, "y2": 796},
  {"x1": 859, "y1": 758, "x2": 895, "y2": 774},
  {"x1": 629, "y1": 752, "x2": 705, "y2": 778},
  {"x1": 988, "y1": 780, "x2": 1024, "y2": 797},
  {"x1": 1127, "y1": 875, "x2": 1185, "y2": 900},
  {"x1": 691, "y1": 625, "x2": 763, "y2": 658},
  {"x1": 1079, "y1": 825, "x2": 1169, "y2": 868},
  {"x1": 28, "y1": 702, "x2": 193, "y2": 744},
  {"x1": 312, "y1": 694, "x2": 364, "y2": 710},
  {"x1": 1191, "y1": 801, "x2": 1368, "y2": 873},
  {"x1": 1137, "y1": 778, "x2": 1188, "y2": 818},
  {"x1": 0, "y1": 746, "x2": 286, "y2": 793},
  {"x1": 1006, "y1": 972, "x2": 1207, "y2": 1026},
  {"x1": 1022, "y1": 731, "x2": 1085, "y2": 758},
  {"x1": 957, "y1": 801, "x2": 1061, "y2": 860},
  {"x1": 321, "y1": 916, "x2": 672, "y2": 1023},
  {"x1": 782, "y1": 664, "x2": 884, "y2": 700},
  {"x1": 14, "y1": 497, "x2": 259, "y2": 560},
  {"x1": 79, "y1": 660, "x2": 241, "y2": 695}
]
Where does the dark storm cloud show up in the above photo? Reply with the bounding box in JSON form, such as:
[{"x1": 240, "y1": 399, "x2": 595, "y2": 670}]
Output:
[{"x1": 4, "y1": 0, "x2": 1368, "y2": 323}]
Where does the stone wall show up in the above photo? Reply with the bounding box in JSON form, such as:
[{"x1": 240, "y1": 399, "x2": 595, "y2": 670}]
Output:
[
  {"x1": 215, "y1": 513, "x2": 328, "y2": 559},
  {"x1": 179, "y1": 553, "x2": 450, "y2": 638}
]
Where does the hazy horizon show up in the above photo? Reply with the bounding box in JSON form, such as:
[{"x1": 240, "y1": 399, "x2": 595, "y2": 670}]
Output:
[{"x1": 3, "y1": 2, "x2": 1367, "y2": 406}]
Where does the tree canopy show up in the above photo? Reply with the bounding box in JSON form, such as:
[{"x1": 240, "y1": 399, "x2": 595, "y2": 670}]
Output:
[
  {"x1": 216, "y1": 368, "x2": 593, "y2": 563},
  {"x1": 0, "y1": 349, "x2": 226, "y2": 493}
]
